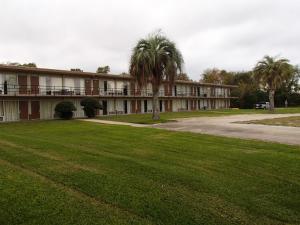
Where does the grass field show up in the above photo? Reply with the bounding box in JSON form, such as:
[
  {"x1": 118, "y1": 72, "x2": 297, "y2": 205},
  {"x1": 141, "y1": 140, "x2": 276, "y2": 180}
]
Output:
[
  {"x1": 244, "y1": 116, "x2": 300, "y2": 127},
  {"x1": 98, "y1": 107, "x2": 300, "y2": 124},
  {"x1": 0, "y1": 120, "x2": 299, "y2": 225}
]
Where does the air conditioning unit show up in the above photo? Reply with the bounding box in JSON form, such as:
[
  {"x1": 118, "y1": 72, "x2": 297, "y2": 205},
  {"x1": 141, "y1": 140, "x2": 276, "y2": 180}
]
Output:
[{"x1": 0, "y1": 116, "x2": 4, "y2": 122}]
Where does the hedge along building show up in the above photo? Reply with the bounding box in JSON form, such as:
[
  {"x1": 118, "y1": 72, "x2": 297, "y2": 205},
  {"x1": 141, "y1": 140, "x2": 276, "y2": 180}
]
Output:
[{"x1": 0, "y1": 65, "x2": 236, "y2": 122}]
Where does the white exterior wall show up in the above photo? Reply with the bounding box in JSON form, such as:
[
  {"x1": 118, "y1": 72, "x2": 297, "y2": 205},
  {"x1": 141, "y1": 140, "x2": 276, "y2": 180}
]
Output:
[
  {"x1": 107, "y1": 99, "x2": 115, "y2": 114},
  {"x1": 40, "y1": 99, "x2": 85, "y2": 120},
  {"x1": 52, "y1": 76, "x2": 63, "y2": 88},
  {"x1": 172, "y1": 99, "x2": 181, "y2": 111},
  {"x1": 115, "y1": 99, "x2": 124, "y2": 112},
  {"x1": 115, "y1": 81, "x2": 124, "y2": 90},
  {"x1": 64, "y1": 77, "x2": 75, "y2": 89},
  {"x1": 0, "y1": 101, "x2": 19, "y2": 122},
  {"x1": 40, "y1": 99, "x2": 60, "y2": 119},
  {"x1": 159, "y1": 84, "x2": 164, "y2": 96},
  {"x1": 175, "y1": 99, "x2": 187, "y2": 111},
  {"x1": 0, "y1": 73, "x2": 18, "y2": 95},
  {"x1": 147, "y1": 100, "x2": 153, "y2": 112},
  {"x1": 107, "y1": 81, "x2": 114, "y2": 89}
]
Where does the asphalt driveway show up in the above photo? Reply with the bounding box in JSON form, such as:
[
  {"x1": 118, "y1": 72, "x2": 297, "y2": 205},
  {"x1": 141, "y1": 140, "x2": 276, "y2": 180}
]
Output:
[{"x1": 154, "y1": 114, "x2": 300, "y2": 146}]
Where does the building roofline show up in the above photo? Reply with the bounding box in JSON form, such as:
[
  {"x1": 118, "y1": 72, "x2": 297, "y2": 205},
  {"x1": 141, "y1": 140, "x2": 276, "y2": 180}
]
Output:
[{"x1": 0, "y1": 64, "x2": 237, "y2": 88}]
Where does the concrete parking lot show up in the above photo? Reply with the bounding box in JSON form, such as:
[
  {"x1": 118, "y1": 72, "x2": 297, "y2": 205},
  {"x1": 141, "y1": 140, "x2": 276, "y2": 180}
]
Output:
[{"x1": 154, "y1": 114, "x2": 300, "y2": 146}]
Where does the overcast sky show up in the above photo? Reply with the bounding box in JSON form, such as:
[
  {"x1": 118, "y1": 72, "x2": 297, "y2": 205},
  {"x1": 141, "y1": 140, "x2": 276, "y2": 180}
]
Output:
[{"x1": 0, "y1": 0, "x2": 299, "y2": 80}]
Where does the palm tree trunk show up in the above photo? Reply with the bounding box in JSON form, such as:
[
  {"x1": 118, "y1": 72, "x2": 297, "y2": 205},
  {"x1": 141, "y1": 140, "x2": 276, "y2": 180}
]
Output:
[
  {"x1": 269, "y1": 89, "x2": 275, "y2": 112},
  {"x1": 152, "y1": 86, "x2": 160, "y2": 120}
]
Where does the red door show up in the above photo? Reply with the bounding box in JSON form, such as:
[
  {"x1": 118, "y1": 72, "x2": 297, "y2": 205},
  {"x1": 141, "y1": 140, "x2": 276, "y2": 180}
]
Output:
[
  {"x1": 18, "y1": 75, "x2": 27, "y2": 94},
  {"x1": 19, "y1": 101, "x2": 28, "y2": 120},
  {"x1": 30, "y1": 101, "x2": 40, "y2": 120},
  {"x1": 30, "y1": 76, "x2": 39, "y2": 95},
  {"x1": 85, "y1": 79, "x2": 92, "y2": 95}
]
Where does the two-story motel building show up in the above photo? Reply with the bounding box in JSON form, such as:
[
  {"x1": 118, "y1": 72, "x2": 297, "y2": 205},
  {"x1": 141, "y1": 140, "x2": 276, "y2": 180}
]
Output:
[{"x1": 0, "y1": 65, "x2": 236, "y2": 122}]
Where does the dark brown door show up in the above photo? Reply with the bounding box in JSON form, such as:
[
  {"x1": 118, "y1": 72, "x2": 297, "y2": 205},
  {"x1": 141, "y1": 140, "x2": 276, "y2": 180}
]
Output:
[
  {"x1": 19, "y1": 101, "x2": 28, "y2": 120},
  {"x1": 131, "y1": 100, "x2": 136, "y2": 113},
  {"x1": 85, "y1": 79, "x2": 92, "y2": 95},
  {"x1": 30, "y1": 76, "x2": 39, "y2": 95},
  {"x1": 137, "y1": 100, "x2": 141, "y2": 113},
  {"x1": 191, "y1": 100, "x2": 194, "y2": 110},
  {"x1": 164, "y1": 100, "x2": 169, "y2": 112},
  {"x1": 30, "y1": 101, "x2": 40, "y2": 119},
  {"x1": 18, "y1": 75, "x2": 27, "y2": 94},
  {"x1": 102, "y1": 100, "x2": 107, "y2": 115},
  {"x1": 170, "y1": 100, "x2": 173, "y2": 112},
  {"x1": 92, "y1": 80, "x2": 99, "y2": 95}
]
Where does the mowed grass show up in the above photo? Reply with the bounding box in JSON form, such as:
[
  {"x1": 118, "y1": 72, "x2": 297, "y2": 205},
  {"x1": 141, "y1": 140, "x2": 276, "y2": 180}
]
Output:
[
  {"x1": 244, "y1": 116, "x2": 300, "y2": 127},
  {"x1": 98, "y1": 107, "x2": 300, "y2": 124},
  {"x1": 0, "y1": 121, "x2": 300, "y2": 225}
]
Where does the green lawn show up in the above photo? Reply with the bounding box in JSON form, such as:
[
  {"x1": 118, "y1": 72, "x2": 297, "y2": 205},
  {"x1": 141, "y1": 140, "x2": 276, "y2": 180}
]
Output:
[
  {"x1": 0, "y1": 121, "x2": 299, "y2": 225},
  {"x1": 244, "y1": 116, "x2": 300, "y2": 127},
  {"x1": 98, "y1": 107, "x2": 300, "y2": 124}
]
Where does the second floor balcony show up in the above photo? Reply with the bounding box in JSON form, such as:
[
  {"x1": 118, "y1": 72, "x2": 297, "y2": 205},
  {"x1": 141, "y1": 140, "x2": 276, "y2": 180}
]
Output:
[{"x1": 0, "y1": 84, "x2": 229, "y2": 98}]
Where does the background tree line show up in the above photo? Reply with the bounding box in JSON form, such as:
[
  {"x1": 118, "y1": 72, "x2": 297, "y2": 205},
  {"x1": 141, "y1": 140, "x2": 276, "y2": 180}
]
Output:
[{"x1": 200, "y1": 57, "x2": 300, "y2": 109}]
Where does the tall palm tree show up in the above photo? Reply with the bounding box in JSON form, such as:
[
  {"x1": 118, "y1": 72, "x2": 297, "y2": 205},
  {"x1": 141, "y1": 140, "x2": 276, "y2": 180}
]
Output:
[
  {"x1": 130, "y1": 33, "x2": 183, "y2": 120},
  {"x1": 253, "y1": 56, "x2": 294, "y2": 111}
]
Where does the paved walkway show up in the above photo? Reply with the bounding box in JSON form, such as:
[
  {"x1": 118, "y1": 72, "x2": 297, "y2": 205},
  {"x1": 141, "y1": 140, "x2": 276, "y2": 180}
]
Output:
[
  {"x1": 154, "y1": 114, "x2": 300, "y2": 146},
  {"x1": 79, "y1": 119, "x2": 148, "y2": 127}
]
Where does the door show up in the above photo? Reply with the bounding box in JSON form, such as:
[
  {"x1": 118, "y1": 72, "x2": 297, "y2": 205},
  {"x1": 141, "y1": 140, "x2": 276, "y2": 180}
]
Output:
[
  {"x1": 159, "y1": 100, "x2": 163, "y2": 112},
  {"x1": 131, "y1": 100, "x2": 136, "y2": 113},
  {"x1": 4, "y1": 81, "x2": 8, "y2": 94},
  {"x1": 30, "y1": 76, "x2": 39, "y2": 95},
  {"x1": 164, "y1": 100, "x2": 168, "y2": 112},
  {"x1": 102, "y1": 100, "x2": 107, "y2": 115},
  {"x1": 197, "y1": 87, "x2": 200, "y2": 96},
  {"x1": 19, "y1": 101, "x2": 28, "y2": 120},
  {"x1": 144, "y1": 100, "x2": 147, "y2": 113},
  {"x1": 104, "y1": 81, "x2": 108, "y2": 92},
  {"x1": 85, "y1": 79, "x2": 92, "y2": 95},
  {"x1": 92, "y1": 80, "x2": 99, "y2": 95},
  {"x1": 137, "y1": 100, "x2": 141, "y2": 113},
  {"x1": 30, "y1": 101, "x2": 40, "y2": 119},
  {"x1": 124, "y1": 100, "x2": 128, "y2": 114},
  {"x1": 18, "y1": 75, "x2": 27, "y2": 94},
  {"x1": 123, "y1": 85, "x2": 128, "y2": 96}
]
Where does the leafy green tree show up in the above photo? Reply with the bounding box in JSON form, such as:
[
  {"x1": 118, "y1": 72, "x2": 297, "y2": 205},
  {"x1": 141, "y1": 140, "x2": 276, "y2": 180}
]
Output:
[
  {"x1": 253, "y1": 56, "x2": 295, "y2": 111},
  {"x1": 80, "y1": 98, "x2": 102, "y2": 118},
  {"x1": 22, "y1": 63, "x2": 37, "y2": 67},
  {"x1": 176, "y1": 73, "x2": 191, "y2": 81},
  {"x1": 55, "y1": 101, "x2": 76, "y2": 119},
  {"x1": 70, "y1": 68, "x2": 83, "y2": 72},
  {"x1": 129, "y1": 32, "x2": 183, "y2": 120},
  {"x1": 201, "y1": 68, "x2": 234, "y2": 85},
  {"x1": 96, "y1": 66, "x2": 110, "y2": 74}
]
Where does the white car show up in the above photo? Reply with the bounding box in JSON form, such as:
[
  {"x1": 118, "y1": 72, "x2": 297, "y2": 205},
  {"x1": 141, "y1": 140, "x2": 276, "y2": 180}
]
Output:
[{"x1": 255, "y1": 102, "x2": 269, "y2": 109}]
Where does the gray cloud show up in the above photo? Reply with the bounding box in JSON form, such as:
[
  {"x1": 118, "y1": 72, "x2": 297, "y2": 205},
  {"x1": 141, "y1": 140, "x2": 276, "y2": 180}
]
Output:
[{"x1": 0, "y1": 0, "x2": 300, "y2": 80}]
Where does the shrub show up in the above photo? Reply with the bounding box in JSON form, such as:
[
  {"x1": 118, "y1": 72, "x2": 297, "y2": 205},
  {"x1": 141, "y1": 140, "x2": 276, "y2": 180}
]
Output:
[
  {"x1": 55, "y1": 101, "x2": 76, "y2": 119},
  {"x1": 80, "y1": 98, "x2": 102, "y2": 118}
]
